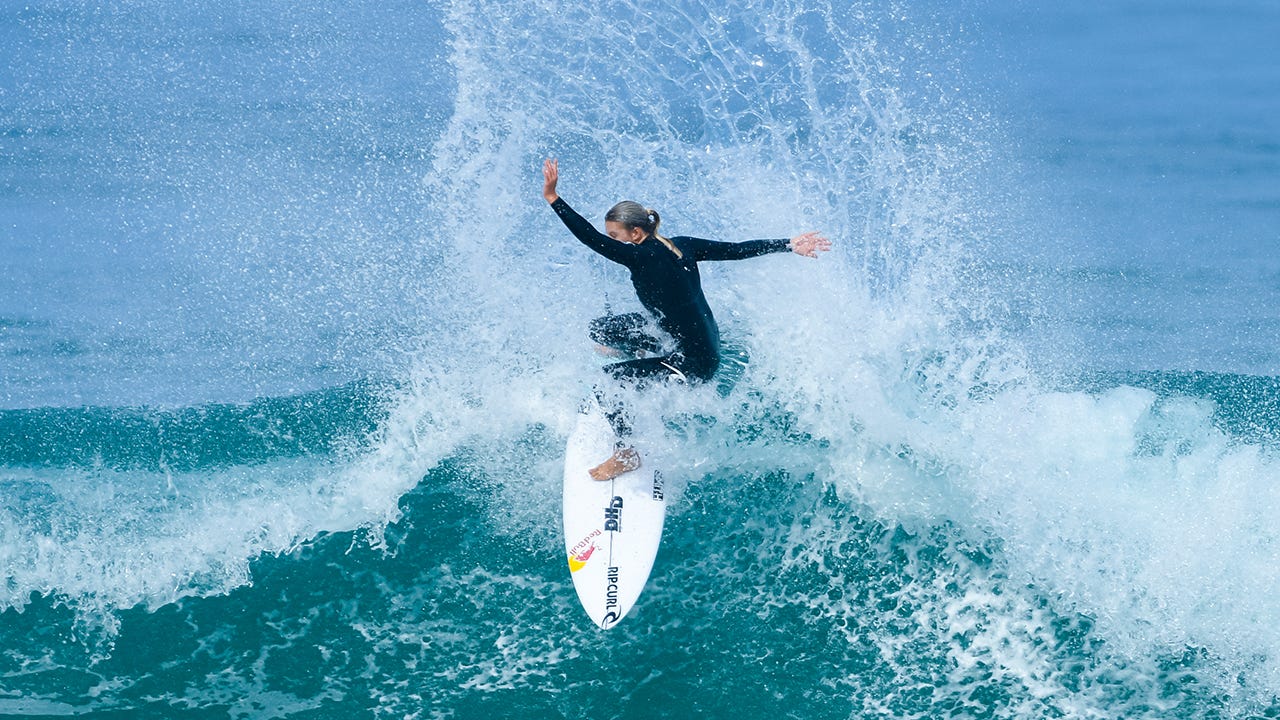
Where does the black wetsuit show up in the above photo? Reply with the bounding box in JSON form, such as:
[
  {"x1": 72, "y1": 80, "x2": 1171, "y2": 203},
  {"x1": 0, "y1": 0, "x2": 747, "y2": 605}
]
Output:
[{"x1": 551, "y1": 197, "x2": 789, "y2": 435}]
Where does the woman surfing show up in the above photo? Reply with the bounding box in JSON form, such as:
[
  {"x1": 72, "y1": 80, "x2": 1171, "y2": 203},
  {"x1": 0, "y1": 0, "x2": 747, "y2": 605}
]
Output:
[{"x1": 543, "y1": 158, "x2": 830, "y2": 480}]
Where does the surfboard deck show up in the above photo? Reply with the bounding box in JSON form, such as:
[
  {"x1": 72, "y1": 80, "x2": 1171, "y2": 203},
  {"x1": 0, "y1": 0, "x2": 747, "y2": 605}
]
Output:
[{"x1": 562, "y1": 399, "x2": 666, "y2": 630}]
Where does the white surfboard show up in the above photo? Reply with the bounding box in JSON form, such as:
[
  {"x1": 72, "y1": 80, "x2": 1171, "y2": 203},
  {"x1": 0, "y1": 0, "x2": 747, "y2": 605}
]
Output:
[{"x1": 562, "y1": 399, "x2": 666, "y2": 629}]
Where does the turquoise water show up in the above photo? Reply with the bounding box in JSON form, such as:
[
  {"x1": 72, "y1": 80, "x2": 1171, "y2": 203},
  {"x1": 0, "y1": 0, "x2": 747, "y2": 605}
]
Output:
[{"x1": 4, "y1": 1, "x2": 1280, "y2": 718}]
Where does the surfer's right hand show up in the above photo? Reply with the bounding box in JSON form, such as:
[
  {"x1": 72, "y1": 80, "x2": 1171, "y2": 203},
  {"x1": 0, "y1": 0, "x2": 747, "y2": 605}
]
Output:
[{"x1": 542, "y1": 158, "x2": 560, "y2": 204}]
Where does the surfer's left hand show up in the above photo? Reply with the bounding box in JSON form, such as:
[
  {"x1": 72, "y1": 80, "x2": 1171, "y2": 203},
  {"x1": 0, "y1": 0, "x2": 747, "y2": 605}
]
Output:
[
  {"x1": 542, "y1": 158, "x2": 560, "y2": 204},
  {"x1": 789, "y1": 231, "x2": 831, "y2": 258}
]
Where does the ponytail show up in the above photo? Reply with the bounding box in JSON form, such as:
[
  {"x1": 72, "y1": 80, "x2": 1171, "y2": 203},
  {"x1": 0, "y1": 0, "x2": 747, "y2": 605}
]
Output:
[
  {"x1": 645, "y1": 207, "x2": 682, "y2": 259},
  {"x1": 646, "y1": 208, "x2": 662, "y2": 237}
]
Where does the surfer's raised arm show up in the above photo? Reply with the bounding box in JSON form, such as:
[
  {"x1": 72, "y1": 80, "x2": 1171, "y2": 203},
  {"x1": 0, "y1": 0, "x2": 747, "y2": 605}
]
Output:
[{"x1": 542, "y1": 159, "x2": 638, "y2": 265}]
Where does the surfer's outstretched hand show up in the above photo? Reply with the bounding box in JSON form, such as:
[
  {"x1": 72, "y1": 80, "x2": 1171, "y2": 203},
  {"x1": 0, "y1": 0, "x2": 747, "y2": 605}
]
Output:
[
  {"x1": 789, "y1": 231, "x2": 832, "y2": 258},
  {"x1": 542, "y1": 158, "x2": 560, "y2": 204}
]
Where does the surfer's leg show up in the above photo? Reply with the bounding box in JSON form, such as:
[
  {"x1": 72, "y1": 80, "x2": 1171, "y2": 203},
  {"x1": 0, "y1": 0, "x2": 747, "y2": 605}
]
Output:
[
  {"x1": 603, "y1": 356, "x2": 689, "y2": 386},
  {"x1": 588, "y1": 357, "x2": 690, "y2": 481},
  {"x1": 590, "y1": 313, "x2": 663, "y2": 359},
  {"x1": 598, "y1": 356, "x2": 684, "y2": 436},
  {"x1": 593, "y1": 386, "x2": 632, "y2": 437},
  {"x1": 590, "y1": 386, "x2": 641, "y2": 482}
]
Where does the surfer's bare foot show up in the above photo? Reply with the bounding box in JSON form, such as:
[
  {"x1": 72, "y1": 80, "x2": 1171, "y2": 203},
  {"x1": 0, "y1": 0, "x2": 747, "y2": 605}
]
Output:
[{"x1": 589, "y1": 447, "x2": 641, "y2": 481}]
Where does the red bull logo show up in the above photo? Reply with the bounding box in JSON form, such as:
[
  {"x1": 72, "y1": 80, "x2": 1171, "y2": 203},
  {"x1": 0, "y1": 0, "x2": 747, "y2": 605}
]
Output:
[
  {"x1": 568, "y1": 544, "x2": 597, "y2": 573},
  {"x1": 567, "y1": 529, "x2": 601, "y2": 573}
]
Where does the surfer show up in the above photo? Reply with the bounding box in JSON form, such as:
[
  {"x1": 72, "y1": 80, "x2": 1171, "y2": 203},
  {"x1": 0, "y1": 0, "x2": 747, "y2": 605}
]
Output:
[{"x1": 542, "y1": 158, "x2": 830, "y2": 480}]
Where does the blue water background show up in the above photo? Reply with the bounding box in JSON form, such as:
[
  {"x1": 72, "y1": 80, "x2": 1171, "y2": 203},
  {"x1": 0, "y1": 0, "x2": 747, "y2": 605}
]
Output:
[
  {"x1": 2, "y1": 1, "x2": 450, "y2": 408},
  {"x1": 975, "y1": 1, "x2": 1280, "y2": 375}
]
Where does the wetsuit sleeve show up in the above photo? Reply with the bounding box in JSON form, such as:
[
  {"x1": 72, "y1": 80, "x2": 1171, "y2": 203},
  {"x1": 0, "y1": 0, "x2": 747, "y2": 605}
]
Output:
[
  {"x1": 683, "y1": 236, "x2": 791, "y2": 262},
  {"x1": 550, "y1": 197, "x2": 637, "y2": 266}
]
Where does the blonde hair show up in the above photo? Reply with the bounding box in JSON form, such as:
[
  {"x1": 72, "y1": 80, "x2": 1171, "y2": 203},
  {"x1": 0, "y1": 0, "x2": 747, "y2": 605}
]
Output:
[{"x1": 606, "y1": 200, "x2": 682, "y2": 259}]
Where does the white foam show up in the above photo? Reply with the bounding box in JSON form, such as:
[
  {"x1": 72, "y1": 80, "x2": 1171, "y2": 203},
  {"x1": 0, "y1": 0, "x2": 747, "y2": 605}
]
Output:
[{"x1": 2, "y1": 456, "x2": 388, "y2": 620}]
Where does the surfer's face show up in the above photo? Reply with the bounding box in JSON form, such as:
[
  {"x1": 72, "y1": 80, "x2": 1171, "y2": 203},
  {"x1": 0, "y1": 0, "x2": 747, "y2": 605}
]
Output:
[{"x1": 605, "y1": 220, "x2": 647, "y2": 244}]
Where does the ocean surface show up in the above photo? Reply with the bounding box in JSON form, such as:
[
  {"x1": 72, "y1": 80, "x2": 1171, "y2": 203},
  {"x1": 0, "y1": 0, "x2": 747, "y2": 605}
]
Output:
[{"x1": 3, "y1": 0, "x2": 1279, "y2": 717}]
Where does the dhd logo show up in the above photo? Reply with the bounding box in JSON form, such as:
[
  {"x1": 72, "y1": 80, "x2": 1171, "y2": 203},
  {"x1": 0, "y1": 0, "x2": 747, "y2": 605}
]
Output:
[{"x1": 603, "y1": 496, "x2": 623, "y2": 532}]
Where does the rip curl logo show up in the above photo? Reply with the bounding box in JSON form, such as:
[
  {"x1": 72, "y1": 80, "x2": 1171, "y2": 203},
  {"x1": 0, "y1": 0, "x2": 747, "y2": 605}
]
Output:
[
  {"x1": 567, "y1": 529, "x2": 602, "y2": 573},
  {"x1": 603, "y1": 496, "x2": 623, "y2": 532},
  {"x1": 601, "y1": 565, "x2": 621, "y2": 626}
]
